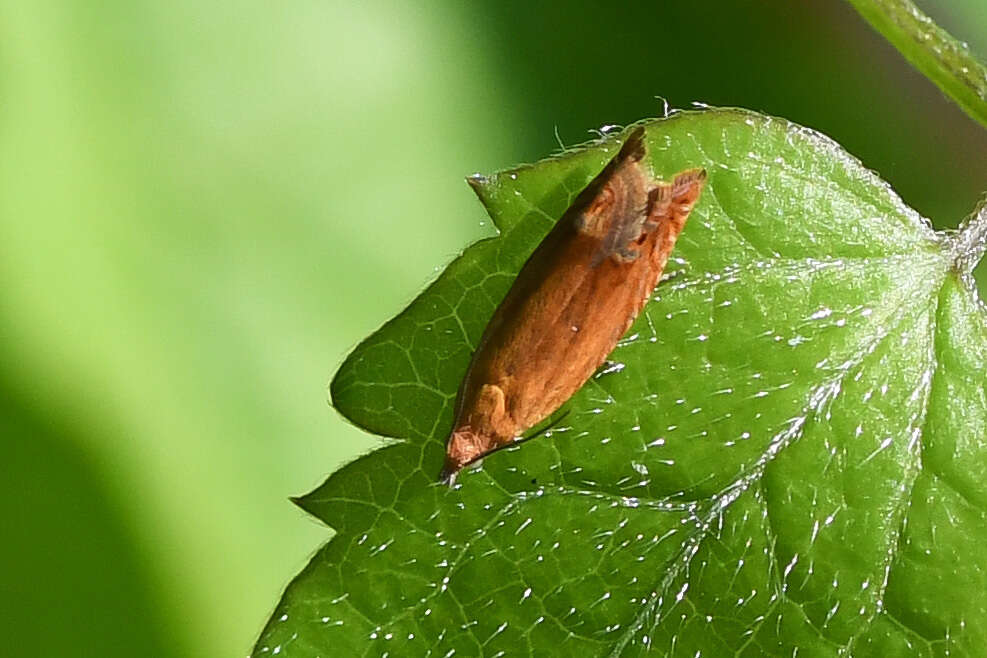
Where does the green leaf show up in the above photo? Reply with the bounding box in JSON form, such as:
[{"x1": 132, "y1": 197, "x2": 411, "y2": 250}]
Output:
[
  {"x1": 254, "y1": 109, "x2": 987, "y2": 656},
  {"x1": 847, "y1": 0, "x2": 987, "y2": 130}
]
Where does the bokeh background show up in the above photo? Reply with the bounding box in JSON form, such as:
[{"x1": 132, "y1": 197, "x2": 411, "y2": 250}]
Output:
[{"x1": 2, "y1": 1, "x2": 985, "y2": 656}]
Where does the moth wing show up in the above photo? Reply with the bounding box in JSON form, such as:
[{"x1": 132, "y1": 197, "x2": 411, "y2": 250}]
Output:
[{"x1": 572, "y1": 127, "x2": 647, "y2": 238}]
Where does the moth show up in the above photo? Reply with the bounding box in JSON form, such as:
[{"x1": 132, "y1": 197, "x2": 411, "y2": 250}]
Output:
[{"x1": 440, "y1": 127, "x2": 706, "y2": 483}]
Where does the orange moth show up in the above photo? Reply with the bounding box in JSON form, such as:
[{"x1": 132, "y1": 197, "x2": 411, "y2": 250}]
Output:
[{"x1": 440, "y1": 127, "x2": 706, "y2": 483}]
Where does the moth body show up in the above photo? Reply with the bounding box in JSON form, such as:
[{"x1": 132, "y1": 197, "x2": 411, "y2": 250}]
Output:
[{"x1": 441, "y1": 127, "x2": 706, "y2": 483}]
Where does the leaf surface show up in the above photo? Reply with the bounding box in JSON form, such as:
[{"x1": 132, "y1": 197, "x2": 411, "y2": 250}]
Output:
[{"x1": 255, "y1": 109, "x2": 987, "y2": 657}]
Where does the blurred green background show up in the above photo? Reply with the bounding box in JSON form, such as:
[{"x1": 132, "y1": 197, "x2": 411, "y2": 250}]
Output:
[{"x1": 1, "y1": 1, "x2": 984, "y2": 657}]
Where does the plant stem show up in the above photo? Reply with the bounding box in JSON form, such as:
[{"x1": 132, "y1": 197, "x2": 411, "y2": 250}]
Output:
[{"x1": 847, "y1": 0, "x2": 987, "y2": 130}]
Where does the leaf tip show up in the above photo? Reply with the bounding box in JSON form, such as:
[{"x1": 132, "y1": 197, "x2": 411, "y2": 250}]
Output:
[
  {"x1": 466, "y1": 173, "x2": 490, "y2": 195},
  {"x1": 289, "y1": 494, "x2": 319, "y2": 517}
]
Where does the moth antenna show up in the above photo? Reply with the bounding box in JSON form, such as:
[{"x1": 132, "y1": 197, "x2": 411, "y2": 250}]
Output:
[{"x1": 525, "y1": 409, "x2": 571, "y2": 439}]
